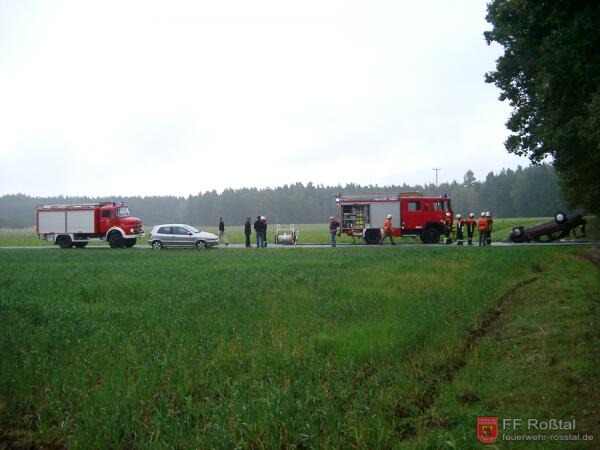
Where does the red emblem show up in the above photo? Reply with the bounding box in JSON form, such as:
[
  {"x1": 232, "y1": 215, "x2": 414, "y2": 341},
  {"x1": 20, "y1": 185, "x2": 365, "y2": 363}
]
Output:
[{"x1": 477, "y1": 416, "x2": 499, "y2": 444}]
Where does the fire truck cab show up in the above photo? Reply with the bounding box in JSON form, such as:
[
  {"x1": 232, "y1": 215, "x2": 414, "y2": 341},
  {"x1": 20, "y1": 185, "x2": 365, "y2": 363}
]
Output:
[{"x1": 335, "y1": 192, "x2": 453, "y2": 244}]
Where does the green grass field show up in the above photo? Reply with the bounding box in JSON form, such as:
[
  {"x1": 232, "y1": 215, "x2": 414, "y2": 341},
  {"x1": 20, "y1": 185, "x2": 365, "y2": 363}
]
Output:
[{"x1": 1, "y1": 245, "x2": 598, "y2": 448}]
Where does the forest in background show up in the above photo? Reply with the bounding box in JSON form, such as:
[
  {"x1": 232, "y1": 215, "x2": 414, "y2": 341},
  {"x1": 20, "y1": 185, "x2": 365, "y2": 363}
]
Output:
[{"x1": 0, "y1": 165, "x2": 571, "y2": 228}]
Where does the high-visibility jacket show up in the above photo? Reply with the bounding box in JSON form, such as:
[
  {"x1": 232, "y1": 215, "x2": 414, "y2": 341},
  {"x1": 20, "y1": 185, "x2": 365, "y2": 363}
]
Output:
[
  {"x1": 383, "y1": 218, "x2": 393, "y2": 234},
  {"x1": 477, "y1": 217, "x2": 489, "y2": 232},
  {"x1": 466, "y1": 218, "x2": 476, "y2": 234}
]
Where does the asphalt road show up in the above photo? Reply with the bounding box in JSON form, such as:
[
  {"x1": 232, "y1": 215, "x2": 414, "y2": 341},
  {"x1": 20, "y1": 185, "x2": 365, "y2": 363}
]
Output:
[{"x1": 2, "y1": 241, "x2": 600, "y2": 250}]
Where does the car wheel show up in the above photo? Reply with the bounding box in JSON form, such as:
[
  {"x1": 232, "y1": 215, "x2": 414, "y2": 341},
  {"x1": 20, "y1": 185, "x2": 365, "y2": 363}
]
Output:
[
  {"x1": 509, "y1": 226, "x2": 525, "y2": 242},
  {"x1": 151, "y1": 240, "x2": 163, "y2": 250},
  {"x1": 195, "y1": 240, "x2": 207, "y2": 249},
  {"x1": 554, "y1": 212, "x2": 567, "y2": 224}
]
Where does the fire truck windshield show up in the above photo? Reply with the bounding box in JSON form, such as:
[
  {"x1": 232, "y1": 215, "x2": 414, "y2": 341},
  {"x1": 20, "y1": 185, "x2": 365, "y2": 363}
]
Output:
[{"x1": 116, "y1": 207, "x2": 131, "y2": 217}]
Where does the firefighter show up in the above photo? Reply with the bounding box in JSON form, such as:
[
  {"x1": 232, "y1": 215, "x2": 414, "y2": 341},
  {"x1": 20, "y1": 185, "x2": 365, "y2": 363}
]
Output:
[
  {"x1": 477, "y1": 212, "x2": 489, "y2": 246},
  {"x1": 378, "y1": 214, "x2": 396, "y2": 245},
  {"x1": 485, "y1": 211, "x2": 494, "y2": 245},
  {"x1": 443, "y1": 212, "x2": 453, "y2": 244},
  {"x1": 455, "y1": 214, "x2": 465, "y2": 245},
  {"x1": 466, "y1": 212, "x2": 476, "y2": 245}
]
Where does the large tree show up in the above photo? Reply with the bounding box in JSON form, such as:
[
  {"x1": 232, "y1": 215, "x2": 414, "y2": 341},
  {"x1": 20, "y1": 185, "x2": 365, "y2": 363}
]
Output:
[{"x1": 484, "y1": 0, "x2": 600, "y2": 213}]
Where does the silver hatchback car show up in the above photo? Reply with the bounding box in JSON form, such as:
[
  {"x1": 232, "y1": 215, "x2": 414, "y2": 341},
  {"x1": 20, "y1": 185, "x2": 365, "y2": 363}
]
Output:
[{"x1": 148, "y1": 224, "x2": 219, "y2": 249}]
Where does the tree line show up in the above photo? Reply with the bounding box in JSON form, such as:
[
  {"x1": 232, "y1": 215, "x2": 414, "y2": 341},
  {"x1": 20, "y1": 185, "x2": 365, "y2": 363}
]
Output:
[{"x1": 0, "y1": 164, "x2": 574, "y2": 229}]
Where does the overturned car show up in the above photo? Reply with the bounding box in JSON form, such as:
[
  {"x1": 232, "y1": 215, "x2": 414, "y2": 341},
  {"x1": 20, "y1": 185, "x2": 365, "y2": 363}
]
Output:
[{"x1": 509, "y1": 212, "x2": 587, "y2": 243}]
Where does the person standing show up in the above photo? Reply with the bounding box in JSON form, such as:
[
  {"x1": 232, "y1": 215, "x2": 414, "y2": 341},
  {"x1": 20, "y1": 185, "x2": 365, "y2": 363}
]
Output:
[
  {"x1": 378, "y1": 214, "x2": 396, "y2": 245},
  {"x1": 477, "y1": 212, "x2": 489, "y2": 246},
  {"x1": 261, "y1": 216, "x2": 268, "y2": 247},
  {"x1": 443, "y1": 212, "x2": 453, "y2": 244},
  {"x1": 329, "y1": 216, "x2": 340, "y2": 247},
  {"x1": 466, "y1": 212, "x2": 476, "y2": 245},
  {"x1": 455, "y1": 214, "x2": 465, "y2": 245},
  {"x1": 254, "y1": 216, "x2": 264, "y2": 248},
  {"x1": 244, "y1": 217, "x2": 252, "y2": 248},
  {"x1": 218, "y1": 217, "x2": 229, "y2": 246},
  {"x1": 485, "y1": 211, "x2": 494, "y2": 246}
]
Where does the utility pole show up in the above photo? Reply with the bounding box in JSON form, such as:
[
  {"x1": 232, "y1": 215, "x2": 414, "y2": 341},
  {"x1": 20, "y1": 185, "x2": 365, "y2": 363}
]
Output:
[{"x1": 433, "y1": 168, "x2": 441, "y2": 187}]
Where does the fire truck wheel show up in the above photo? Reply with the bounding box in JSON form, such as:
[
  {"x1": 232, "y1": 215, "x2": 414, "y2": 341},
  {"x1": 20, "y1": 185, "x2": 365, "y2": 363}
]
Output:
[
  {"x1": 151, "y1": 240, "x2": 163, "y2": 249},
  {"x1": 73, "y1": 242, "x2": 88, "y2": 248},
  {"x1": 554, "y1": 212, "x2": 567, "y2": 224},
  {"x1": 364, "y1": 229, "x2": 381, "y2": 245},
  {"x1": 195, "y1": 240, "x2": 207, "y2": 249},
  {"x1": 123, "y1": 239, "x2": 136, "y2": 248},
  {"x1": 56, "y1": 235, "x2": 73, "y2": 249},
  {"x1": 422, "y1": 226, "x2": 440, "y2": 244},
  {"x1": 108, "y1": 233, "x2": 124, "y2": 248}
]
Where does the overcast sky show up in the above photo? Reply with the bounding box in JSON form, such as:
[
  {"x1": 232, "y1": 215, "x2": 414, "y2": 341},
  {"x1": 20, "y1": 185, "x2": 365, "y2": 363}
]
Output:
[{"x1": 0, "y1": 0, "x2": 529, "y2": 197}]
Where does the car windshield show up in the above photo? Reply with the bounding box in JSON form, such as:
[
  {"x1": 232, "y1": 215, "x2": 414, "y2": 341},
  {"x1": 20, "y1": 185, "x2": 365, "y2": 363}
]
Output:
[
  {"x1": 187, "y1": 225, "x2": 200, "y2": 233},
  {"x1": 116, "y1": 207, "x2": 131, "y2": 217}
]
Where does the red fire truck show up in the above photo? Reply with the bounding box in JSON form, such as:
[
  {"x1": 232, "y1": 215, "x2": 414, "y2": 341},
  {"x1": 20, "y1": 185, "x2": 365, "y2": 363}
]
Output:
[
  {"x1": 336, "y1": 192, "x2": 453, "y2": 244},
  {"x1": 36, "y1": 202, "x2": 144, "y2": 248}
]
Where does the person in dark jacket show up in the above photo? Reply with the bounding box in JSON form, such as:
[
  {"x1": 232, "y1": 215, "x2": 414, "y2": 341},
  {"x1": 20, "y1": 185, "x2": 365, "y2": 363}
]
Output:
[
  {"x1": 261, "y1": 216, "x2": 268, "y2": 247},
  {"x1": 455, "y1": 214, "x2": 464, "y2": 245},
  {"x1": 218, "y1": 217, "x2": 228, "y2": 246},
  {"x1": 253, "y1": 216, "x2": 264, "y2": 248},
  {"x1": 329, "y1": 216, "x2": 340, "y2": 247},
  {"x1": 443, "y1": 212, "x2": 453, "y2": 244},
  {"x1": 244, "y1": 217, "x2": 252, "y2": 247},
  {"x1": 485, "y1": 211, "x2": 494, "y2": 246},
  {"x1": 466, "y1": 212, "x2": 476, "y2": 245}
]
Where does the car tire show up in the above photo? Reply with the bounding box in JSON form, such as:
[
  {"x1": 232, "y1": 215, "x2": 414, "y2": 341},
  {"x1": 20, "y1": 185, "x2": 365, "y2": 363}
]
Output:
[
  {"x1": 195, "y1": 240, "x2": 207, "y2": 249},
  {"x1": 554, "y1": 212, "x2": 567, "y2": 224},
  {"x1": 151, "y1": 240, "x2": 163, "y2": 250},
  {"x1": 509, "y1": 226, "x2": 525, "y2": 242}
]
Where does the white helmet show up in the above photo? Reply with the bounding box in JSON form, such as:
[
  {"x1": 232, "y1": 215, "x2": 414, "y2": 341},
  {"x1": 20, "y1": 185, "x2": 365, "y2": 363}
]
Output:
[
  {"x1": 481, "y1": 212, "x2": 486, "y2": 217},
  {"x1": 446, "y1": 212, "x2": 451, "y2": 217},
  {"x1": 386, "y1": 214, "x2": 392, "y2": 219},
  {"x1": 329, "y1": 216, "x2": 334, "y2": 220},
  {"x1": 486, "y1": 211, "x2": 491, "y2": 217},
  {"x1": 455, "y1": 213, "x2": 462, "y2": 219},
  {"x1": 469, "y1": 212, "x2": 474, "y2": 218}
]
